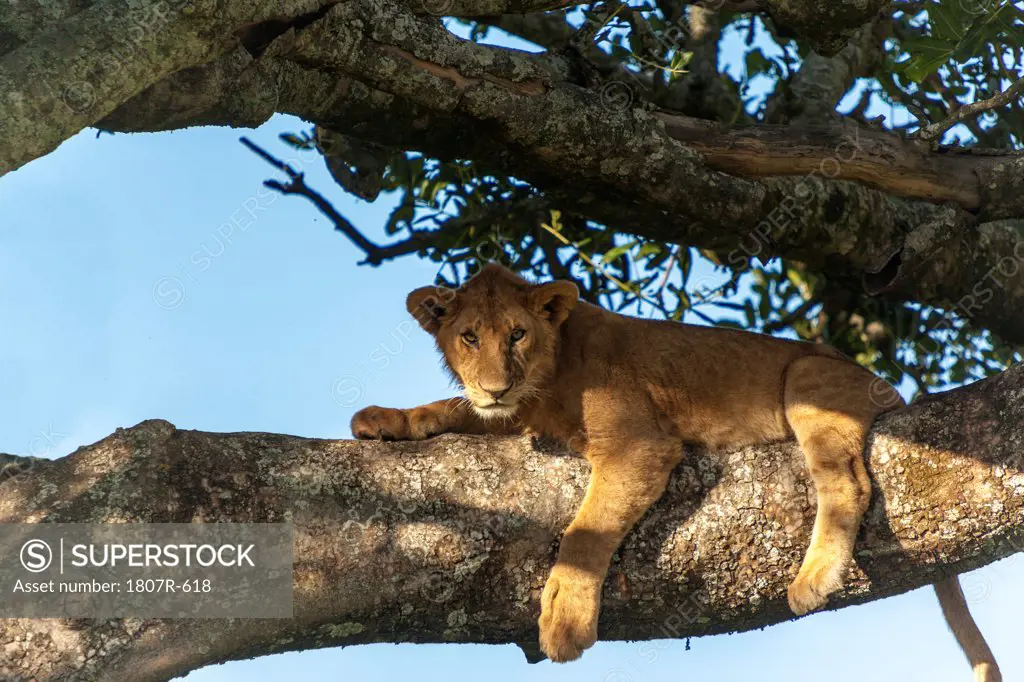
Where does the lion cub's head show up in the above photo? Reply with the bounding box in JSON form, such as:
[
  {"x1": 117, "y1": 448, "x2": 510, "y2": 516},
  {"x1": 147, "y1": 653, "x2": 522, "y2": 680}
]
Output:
[{"x1": 407, "y1": 264, "x2": 579, "y2": 420}]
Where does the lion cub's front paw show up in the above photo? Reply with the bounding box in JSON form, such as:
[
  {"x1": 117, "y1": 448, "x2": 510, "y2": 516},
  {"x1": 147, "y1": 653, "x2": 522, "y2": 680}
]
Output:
[
  {"x1": 351, "y1": 406, "x2": 415, "y2": 441},
  {"x1": 787, "y1": 551, "x2": 849, "y2": 615},
  {"x1": 538, "y1": 567, "x2": 599, "y2": 663}
]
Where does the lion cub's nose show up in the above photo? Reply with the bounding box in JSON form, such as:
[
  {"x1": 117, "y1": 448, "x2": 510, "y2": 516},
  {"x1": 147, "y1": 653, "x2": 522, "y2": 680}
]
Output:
[{"x1": 484, "y1": 385, "x2": 512, "y2": 400}]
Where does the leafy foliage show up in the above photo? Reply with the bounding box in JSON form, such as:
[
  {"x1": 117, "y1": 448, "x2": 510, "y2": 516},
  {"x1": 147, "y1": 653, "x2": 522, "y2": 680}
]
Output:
[{"x1": 882, "y1": 1, "x2": 1024, "y2": 145}]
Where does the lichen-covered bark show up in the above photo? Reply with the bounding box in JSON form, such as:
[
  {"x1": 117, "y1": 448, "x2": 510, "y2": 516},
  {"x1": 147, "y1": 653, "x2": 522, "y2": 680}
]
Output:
[
  {"x1": 761, "y1": 0, "x2": 889, "y2": 55},
  {"x1": 0, "y1": 0, "x2": 221, "y2": 174},
  {"x1": 0, "y1": 0, "x2": 343, "y2": 175},
  {"x1": 1, "y1": 364, "x2": 1023, "y2": 681},
  {"x1": 0, "y1": 0, "x2": 96, "y2": 56}
]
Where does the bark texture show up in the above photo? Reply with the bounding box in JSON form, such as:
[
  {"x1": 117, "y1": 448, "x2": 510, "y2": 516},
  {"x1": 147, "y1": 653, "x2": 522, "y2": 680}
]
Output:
[{"x1": 1, "y1": 364, "x2": 1023, "y2": 681}]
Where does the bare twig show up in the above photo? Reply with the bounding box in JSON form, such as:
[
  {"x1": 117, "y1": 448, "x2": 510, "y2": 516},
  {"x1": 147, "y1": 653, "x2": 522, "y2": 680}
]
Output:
[
  {"x1": 240, "y1": 137, "x2": 434, "y2": 266},
  {"x1": 656, "y1": 245, "x2": 680, "y2": 294},
  {"x1": 763, "y1": 296, "x2": 820, "y2": 333}
]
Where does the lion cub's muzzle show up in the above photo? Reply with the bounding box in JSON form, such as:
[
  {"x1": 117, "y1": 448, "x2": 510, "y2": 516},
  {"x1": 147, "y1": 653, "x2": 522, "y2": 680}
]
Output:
[{"x1": 467, "y1": 382, "x2": 520, "y2": 418}]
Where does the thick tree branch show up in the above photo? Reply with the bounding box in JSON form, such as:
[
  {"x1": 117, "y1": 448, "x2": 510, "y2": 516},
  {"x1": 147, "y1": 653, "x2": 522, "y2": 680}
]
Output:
[
  {"x1": 270, "y1": 1, "x2": 1024, "y2": 342},
  {"x1": 0, "y1": 0, "x2": 97, "y2": 56},
  {"x1": 760, "y1": 0, "x2": 889, "y2": 55},
  {"x1": 93, "y1": 18, "x2": 1024, "y2": 343},
  {"x1": 0, "y1": 0, "x2": 221, "y2": 175},
  {"x1": 2, "y1": 363, "x2": 1024, "y2": 681},
  {"x1": 0, "y1": 0, "x2": 356, "y2": 176},
  {"x1": 655, "y1": 115, "x2": 1015, "y2": 211},
  {"x1": 100, "y1": 34, "x2": 1024, "y2": 218},
  {"x1": 765, "y1": 22, "x2": 884, "y2": 125},
  {"x1": 9, "y1": 0, "x2": 1024, "y2": 343},
  {"x1": 23, "y1": 0, "x2": 1024, "y2": 215}
]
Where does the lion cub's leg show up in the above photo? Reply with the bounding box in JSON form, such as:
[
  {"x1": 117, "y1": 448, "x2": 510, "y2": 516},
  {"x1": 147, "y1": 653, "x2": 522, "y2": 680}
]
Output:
[
  {"x1": 539, "y1": 438, "x2": 684, "y2": 662},
  {"x1": 351, "y1": 398, "x2": 519, "y2": 440},
  {"x1": 783, "y1": 355, "x2": 896, "y2": 615}
]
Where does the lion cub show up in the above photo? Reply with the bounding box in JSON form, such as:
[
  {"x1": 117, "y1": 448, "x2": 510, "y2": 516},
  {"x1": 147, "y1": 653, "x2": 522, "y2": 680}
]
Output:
[{"x1": 352, "y1": 264, "x2": 999, "y2": 680}]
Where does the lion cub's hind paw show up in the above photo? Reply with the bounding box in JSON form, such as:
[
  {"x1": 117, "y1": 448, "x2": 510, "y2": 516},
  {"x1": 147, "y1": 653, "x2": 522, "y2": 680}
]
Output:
[
  {"x1": 538, "y1": 572, "x2": 599, "y2": 663},
  {"x1": 787, "y1": 577, "x2": 830, "y2": 616},
  {"x1": 787, "y1": 556, "x2": 848, "y2": 616}
]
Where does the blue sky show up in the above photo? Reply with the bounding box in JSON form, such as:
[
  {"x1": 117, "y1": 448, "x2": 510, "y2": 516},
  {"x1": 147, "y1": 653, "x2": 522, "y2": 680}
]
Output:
[{"x1": 1, "y1": 17, "x2": 1022, "y2": 682}]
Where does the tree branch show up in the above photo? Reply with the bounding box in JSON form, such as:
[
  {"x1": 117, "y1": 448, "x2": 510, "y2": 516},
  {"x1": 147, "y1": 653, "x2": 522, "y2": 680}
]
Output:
[
  {"x1": 241, "y1": 136, "x2": 443, "y2": 265},
  {"x1": 918, "y1": 75, "x2": 1024, "y2": 144},
  {"x1": 765, "y1": 22, "x2": 884, "y2": 125},
  {"x1": 439, "y1": 0, "x2": 886, "y2": 50},
  {"x1": 273, "y1": 1, "x2": 1024, "y2": 219},
  {"x1": 9, "y1": 0, "x2": 1024, "y2": 343},
  {"x1": 760, "y1": 0, "x2": 889, "y2": 55},
  {"x1": 239, "y1": 136, "x2": 381, "y2": 256},
  {"x1": 92, "y1": 19, "x2": 1024, "y2": 343},
  {"x1": 0, "y1": 0, "x2": 348, "y2": 177},
  {"x1": 654, "y1": 114, "x2": 1015, "y2": 210},
  {"x1": 100, "y1": 32, "x2": 1024, "y2": 218},
  {"x1": 0, "y1": 0, "x2": 95, "y2": 57},
  {"x1": 3, "y1": 363, "x2": 1024, "y2": 680},
  {"x1": 473, "y1": 12, "x2": 575, "y2": 51}
]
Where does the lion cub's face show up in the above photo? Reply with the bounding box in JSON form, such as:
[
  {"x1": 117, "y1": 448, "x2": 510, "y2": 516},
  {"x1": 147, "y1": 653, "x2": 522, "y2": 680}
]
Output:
[{"x1": 406, "y1": 265, "x2": 578, "y2": 420}]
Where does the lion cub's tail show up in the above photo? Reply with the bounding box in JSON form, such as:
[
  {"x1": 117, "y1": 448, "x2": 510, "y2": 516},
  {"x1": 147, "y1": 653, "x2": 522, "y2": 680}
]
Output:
[{"x1": 934, "y1": 575, "x2": 1001, "y2": 682}]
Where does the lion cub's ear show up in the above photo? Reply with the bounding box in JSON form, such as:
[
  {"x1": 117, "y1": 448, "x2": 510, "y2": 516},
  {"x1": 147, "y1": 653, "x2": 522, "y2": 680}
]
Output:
[
  {"x1": 406, "y1": 285, "x2": 456, "y2": 335},
  {"x1": 531, "y1": 280, "x2": 579, "y2": 326}
]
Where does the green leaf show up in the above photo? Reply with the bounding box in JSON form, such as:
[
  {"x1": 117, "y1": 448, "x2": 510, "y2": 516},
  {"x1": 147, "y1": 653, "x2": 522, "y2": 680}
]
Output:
[
  {"x1": 744, "y1": 49, "x2": 771, "y2": 78},
  {"x1": 678, "y1": 249, "x2": 691, "y2": 281},
  {"x1": 637, "y1": 242, "x2": 662, "y2": 259},
  {"x1": 785, "y1": 266, "x2": 806, "y2": 291},
  {"x1": 898, "y1": 36, "x2": 956, "y2": 81},
  {"x1": 700, "y1": 249, "x2": 723, "y2": 266},
  {"x1": 758, "y1": 291, "x2": 771, "y2": 320},
  {"x1": 928, "y1": 3, "x2": 971, "y2": 42},
  {"x1": 279, "y1": 132, "x2": 313, "y2": 150},
  {"x1": 668, "y1": 50, "x2": 693, "y2": 82},
  {"x1": 601, "y1": 241, "x2": 637, "y2": 264},
  {"x1": 955, "y1": 3, "x2": 1019, "y2": 60}
]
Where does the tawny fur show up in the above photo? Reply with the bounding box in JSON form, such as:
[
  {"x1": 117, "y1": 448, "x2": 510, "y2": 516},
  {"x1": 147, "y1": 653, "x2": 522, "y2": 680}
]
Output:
[{"x1": 351, "y1": 264, "x2": 999, "y2": 679}]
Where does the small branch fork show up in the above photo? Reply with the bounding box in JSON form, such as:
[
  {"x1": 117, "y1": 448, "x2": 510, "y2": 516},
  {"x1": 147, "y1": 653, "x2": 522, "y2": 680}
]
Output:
[
  {"x1": 917, "y1": 75, "x2": 1024, "y2": 144},
  {"x1": 240, "y1": 137, "x2": 432, "y2": 265}
]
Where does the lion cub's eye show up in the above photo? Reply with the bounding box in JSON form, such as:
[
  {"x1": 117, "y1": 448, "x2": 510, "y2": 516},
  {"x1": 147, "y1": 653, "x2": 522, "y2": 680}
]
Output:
[
  {"x1": 510, "y1": 328, "x2": 526, "y2": 343},
  {"x1": 461, "y1": 331, "x2": 479, "y2": 346}
]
